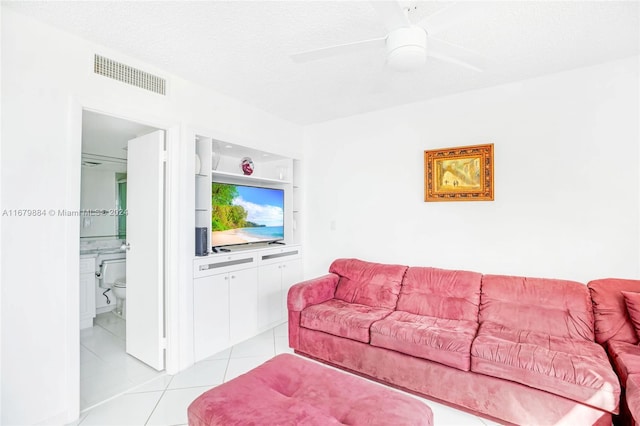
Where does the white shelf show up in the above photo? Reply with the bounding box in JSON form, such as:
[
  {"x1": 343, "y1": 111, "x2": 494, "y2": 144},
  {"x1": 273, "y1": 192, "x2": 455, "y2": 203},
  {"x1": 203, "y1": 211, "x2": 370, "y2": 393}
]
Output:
[{"x1": 212, "y1": 170, "x2": 291, "y2": 185}]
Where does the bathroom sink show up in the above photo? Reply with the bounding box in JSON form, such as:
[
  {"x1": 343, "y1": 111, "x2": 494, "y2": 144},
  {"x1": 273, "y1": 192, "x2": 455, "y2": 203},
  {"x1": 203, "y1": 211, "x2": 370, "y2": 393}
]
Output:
[
  {"x1": 80, "y1": 248, "x2": 125, "y2": 256},
  {"x1": 99, "y1": 248, "x2": 125, "y2": 254}
]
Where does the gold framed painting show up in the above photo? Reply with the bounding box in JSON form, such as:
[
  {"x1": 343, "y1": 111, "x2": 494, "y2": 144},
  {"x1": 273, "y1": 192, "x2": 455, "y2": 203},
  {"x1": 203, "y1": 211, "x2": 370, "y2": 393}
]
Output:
[{"x1": 424, "y1": 143, "x2": 494, "y2": 202}]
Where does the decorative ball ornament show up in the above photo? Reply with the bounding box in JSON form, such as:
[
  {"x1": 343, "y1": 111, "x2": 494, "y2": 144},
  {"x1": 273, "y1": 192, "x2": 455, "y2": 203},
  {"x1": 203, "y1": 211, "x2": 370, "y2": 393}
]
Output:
[{"x1": 241, "y1": 157, "x2": 254, "y2": 175}]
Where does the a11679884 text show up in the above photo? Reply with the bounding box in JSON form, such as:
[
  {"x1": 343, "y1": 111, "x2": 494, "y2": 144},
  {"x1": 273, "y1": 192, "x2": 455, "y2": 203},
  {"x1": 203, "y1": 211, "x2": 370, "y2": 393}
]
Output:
[{"x1": 2, "y1": 209, "x2": 128, "y2": 217}]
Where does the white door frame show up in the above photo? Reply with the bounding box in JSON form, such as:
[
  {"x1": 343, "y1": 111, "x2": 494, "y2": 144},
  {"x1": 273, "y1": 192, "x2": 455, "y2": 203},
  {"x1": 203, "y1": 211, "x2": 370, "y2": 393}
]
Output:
[{"x1": 65, "y1": 98, "x2": 182, "y2": 421}]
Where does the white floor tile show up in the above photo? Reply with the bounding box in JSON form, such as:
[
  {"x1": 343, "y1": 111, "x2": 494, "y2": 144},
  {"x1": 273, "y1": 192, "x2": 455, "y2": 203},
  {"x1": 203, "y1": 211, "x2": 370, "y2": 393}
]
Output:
[
  {"x1": 64, "y1": 411, "x2": 89, "y2": 426},
  {"x1": 110, "y1": 355, "x2": 164, "y2": 383},
  {"x1": 80, "y1": 315, "x2": 163, "y2": 410},
  {"x1": 229, "y1": 330, "x2": 275, "y2": 358},
  {"x1": 128, "y1": 375, "x2": 173, "y2": 394},
  {"x1": 424, "y1": 400, "x2": 488, "y2": 426},
  {"x1": 206, "y1": 347, "x2": 231, "y2": 360},
  {"x1": 80, "y1": 345, "x2": 102, "y2": 366},
  {"x1": 81, "y1": 333, "x2": 126, "y2": 364},
  {"x1": 146, "y1": 386, "x2": 211, "y2": 426},
  {"x1": 273, "y1": 321, "x2": 288, "y2": 337},
  {"x1": 81, "y1": 391, "x2": 163, "y2": 426},
  {"x1": 81, "y1": 372, "x2": 136, "y2": 408},
  {"x1": 80, "y1": 356, "x2": 110, "y2": 381},
  {"x1": 274, "y1": 336, "x2": 293, "y2": 355},
  {"x1": 479, "y1": 417, "x2": 504, "y2": 426},
  {"x1": 94, "y1": 312, "x2": 127, "y2": 340},
  {"x1": 168, "y1": 359, "x2": 227, "y2": 390},
  {"x1": 224, "y1": 355, "x2": 273, "y2": 382}
]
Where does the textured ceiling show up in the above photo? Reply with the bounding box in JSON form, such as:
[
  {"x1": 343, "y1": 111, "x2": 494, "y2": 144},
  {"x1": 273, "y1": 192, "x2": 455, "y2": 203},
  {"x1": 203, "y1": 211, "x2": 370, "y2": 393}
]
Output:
[{"x1": 6, "y1": 1, "x2": 640, "y2": 125}]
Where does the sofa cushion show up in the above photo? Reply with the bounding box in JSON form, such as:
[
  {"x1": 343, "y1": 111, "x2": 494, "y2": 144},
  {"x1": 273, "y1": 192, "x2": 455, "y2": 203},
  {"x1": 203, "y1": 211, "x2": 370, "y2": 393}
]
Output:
[
  {"x1": 471, "y1": 322, "x2": 620, "y2": 411},
  {"x1": 330, "y1": 259, "x2": 408, "y2": 310},
  {"x1": 623, "y1": 291, "x2": 640, "y2": 340},
  {"x1": 607, "y1": 339, "x2": 640, "y2": 386},
  {"x1": 479, "y1": 274, "x2": 594, "y2": 341},
  {"x1": 396, "y1": 267, "x2": 482, "y2": 322},
  {"x1": 370, "y1": 311, "x2": 477, "y2": 371},
  {"x1": 588, "y1": 278, "x2": 640, "y2": 345},
  {"x1": 300, "y1": 299, "x2": 392, "y2": 343}
]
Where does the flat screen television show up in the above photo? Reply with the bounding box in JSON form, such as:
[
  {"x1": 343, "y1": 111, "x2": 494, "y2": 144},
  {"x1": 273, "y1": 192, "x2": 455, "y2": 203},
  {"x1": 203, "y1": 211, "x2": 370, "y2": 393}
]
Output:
[{"x1": 211, "y1": 182, "x2": 284, "y2": 248}]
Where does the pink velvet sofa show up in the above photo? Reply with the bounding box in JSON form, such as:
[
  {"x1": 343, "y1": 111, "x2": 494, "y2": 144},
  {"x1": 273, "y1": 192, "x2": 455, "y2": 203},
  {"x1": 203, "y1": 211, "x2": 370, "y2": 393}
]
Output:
[
  {"x1": 588, "y1": 278, "x2": 640, "y2": 425},
  {"x1": 288, "y1": 259, "x2": 621, "y2": 425}
]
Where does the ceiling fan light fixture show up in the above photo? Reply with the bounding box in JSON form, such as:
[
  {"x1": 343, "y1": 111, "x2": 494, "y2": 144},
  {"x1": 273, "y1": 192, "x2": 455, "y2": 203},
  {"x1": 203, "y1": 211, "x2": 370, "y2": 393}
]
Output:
[{"x1": 385, "y1": 26, "x2": 427, "y2": 71}]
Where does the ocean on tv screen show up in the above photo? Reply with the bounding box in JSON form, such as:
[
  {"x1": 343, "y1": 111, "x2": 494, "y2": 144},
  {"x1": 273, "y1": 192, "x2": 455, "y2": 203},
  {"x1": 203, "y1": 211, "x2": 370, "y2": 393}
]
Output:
[{"x1": 211, "y1": 183, "x2": 284, "y2": 246}]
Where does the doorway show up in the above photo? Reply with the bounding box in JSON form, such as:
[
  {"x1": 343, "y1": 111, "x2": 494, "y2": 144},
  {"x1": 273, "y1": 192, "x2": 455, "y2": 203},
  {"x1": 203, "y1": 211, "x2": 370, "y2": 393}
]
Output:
[{"x1": 79, "y1": 110, "x2": 166, "y2": 410}]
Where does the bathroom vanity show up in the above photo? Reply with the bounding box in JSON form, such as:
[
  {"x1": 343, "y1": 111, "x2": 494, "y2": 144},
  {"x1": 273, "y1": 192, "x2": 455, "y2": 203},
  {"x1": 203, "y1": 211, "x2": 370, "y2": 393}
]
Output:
[{"x1": 79, "y1": 254, "x2": 97, "y2": 329}]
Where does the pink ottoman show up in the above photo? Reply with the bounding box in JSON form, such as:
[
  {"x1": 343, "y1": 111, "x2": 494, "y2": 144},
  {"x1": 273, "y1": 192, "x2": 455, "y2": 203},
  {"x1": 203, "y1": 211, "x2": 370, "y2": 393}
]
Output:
[{"x1": 188, "y1": 354, "x2": 433, "y2": 426}]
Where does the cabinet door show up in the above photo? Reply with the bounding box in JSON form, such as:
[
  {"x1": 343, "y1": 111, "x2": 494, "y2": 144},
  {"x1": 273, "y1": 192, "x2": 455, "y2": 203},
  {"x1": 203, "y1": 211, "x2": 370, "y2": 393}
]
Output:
[
  {"x1": 79, "y1": 273, "x2": 96, "y2": 329},
  {"x1": 194, "y1": 274, "x2": 230, "y2": 362},
  {"x1": 229, "y1": 267, "x2": 258, "y2": 343},
  {"x1": 281, "y1": 259, "x2": 303, "y2": 316},
  {"x1": 258, "y1": 263, "x2": 283, "y2": 329}
]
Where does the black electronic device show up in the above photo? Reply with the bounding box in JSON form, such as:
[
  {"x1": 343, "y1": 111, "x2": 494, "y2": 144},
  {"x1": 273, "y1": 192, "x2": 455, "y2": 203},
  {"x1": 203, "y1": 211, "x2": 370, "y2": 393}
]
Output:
[{"x1": 195, "y1": 227, "x2": 208, "y2": 256}]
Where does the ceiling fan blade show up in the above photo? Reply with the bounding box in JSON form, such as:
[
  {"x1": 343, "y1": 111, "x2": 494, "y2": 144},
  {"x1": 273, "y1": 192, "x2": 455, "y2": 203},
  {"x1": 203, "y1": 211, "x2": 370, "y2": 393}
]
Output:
[
  {"x1": 427, "y1": 37, "x2": 484, "y2": 72},
  {"x1": 369, "y1": 0, "x2": 410, "y2": 32},
  {"x1": 291, "y1": 37, "x2": 386, "y2": 63},
  {"x1": 418, "y1": 1, "x2": 486, "y2": 35}
]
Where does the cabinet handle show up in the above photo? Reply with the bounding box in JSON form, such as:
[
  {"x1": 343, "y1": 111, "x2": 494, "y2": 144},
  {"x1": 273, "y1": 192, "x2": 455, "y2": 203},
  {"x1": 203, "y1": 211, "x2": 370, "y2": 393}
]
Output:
[
  {"x1": 231, "y1": 275, "x2": 236, "y2": 279},
  {"x1": 224, "y1": 276, "x2": 229, "y2": 280}
]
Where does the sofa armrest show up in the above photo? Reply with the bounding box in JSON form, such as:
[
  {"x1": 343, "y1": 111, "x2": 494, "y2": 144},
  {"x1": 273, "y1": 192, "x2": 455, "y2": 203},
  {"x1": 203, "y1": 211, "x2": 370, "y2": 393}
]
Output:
[
  {"x1": 287, "y1": 273, "x2": 339, "y2": 312},
  {"x1": 287, "y1": 273, "x2": 339, "y2": 350}
]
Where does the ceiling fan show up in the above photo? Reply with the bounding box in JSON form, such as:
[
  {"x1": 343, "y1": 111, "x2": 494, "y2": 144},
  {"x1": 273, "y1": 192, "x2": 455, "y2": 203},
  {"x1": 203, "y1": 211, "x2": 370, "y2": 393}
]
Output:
[{"x1": 291, "y1": 1, "x2": 484, "y2": 73}]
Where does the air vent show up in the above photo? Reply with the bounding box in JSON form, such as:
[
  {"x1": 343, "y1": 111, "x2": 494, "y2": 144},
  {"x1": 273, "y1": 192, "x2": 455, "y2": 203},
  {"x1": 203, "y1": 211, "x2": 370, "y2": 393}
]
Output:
[{"x1": 94, "y1": 54, "x2": 166, "y2": 95}]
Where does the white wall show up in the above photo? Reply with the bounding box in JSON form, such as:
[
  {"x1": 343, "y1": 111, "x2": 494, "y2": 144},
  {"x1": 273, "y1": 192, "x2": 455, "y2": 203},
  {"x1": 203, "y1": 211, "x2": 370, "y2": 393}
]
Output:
[
  {"x1": 0, "y1": 7, "x2": 302, "y2": 425},
  {"x1": 304, "y1": 57, "x2": 639, "y2": 283}
]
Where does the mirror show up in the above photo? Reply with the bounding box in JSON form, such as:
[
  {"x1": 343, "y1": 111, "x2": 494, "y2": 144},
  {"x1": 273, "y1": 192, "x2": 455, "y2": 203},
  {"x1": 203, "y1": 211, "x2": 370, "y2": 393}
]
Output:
[{"x1": 80, "y1": 153, "x2": 127, "y2": 239}]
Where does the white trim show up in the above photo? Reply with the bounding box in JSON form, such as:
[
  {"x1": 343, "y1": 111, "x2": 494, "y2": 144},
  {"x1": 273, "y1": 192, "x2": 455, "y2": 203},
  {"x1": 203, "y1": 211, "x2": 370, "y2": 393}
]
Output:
[
  {"x1": 63, "y1": 97, "x2": 83, "y2": 423},
  {"x1": 173, "y1": 127, "x2": 196, "y2": 371},
  {"x1": 164, "y1": 125, "x2": 184, "y2": 374},
  {"x1": 66, "y1": 101, "x2": 181, "y2": 421}
]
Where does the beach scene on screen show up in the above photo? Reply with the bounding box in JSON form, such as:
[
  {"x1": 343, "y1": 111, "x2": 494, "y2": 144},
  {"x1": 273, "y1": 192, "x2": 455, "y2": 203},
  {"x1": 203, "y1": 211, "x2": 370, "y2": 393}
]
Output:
[{"x1": 211, "y1": 183, "x2": 284, "y2": 246}]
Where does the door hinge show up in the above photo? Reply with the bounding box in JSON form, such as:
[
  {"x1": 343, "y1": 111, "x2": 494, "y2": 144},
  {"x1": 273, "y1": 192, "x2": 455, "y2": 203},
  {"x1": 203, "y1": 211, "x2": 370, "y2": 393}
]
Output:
[
  {"x1": 160, "y1": 337, "x2": 167, "y2": 349},
  {"x1": 162, "y1": 151, "x2": 168, "y2": 162}
]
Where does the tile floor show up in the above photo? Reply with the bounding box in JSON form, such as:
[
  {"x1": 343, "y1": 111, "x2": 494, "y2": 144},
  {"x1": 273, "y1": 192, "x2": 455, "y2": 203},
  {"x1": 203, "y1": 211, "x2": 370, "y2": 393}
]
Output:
[
  {"x1": 73, "y1": 321, "x2": 499, "y2": 425},
  {"x1": 81, "y1": 312, "x2": 164, "y2": 409}
]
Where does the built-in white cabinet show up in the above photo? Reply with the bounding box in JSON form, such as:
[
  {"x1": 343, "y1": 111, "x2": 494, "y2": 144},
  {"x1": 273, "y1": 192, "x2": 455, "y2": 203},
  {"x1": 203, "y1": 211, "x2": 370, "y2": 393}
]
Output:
[
  {"x1": 193, "y1": 252, "x2": 260, "y2": 362},
  {"x1": 229, "y1": 268, "x2": 259, "y2": 342},
  {"x1": 193, "y1": 273, "x2": 230, "y2": 362},
  {"x1": 191, "y1": 131, "x2": 304, "y2": 362},
  {"x1": 194, "y1": 135, "x2": 303, "y2": 252},
  {"x1": 192, "y1": 246, "x2": 302, "y2": 362},
  {"x1": 257, "y1": 247, "x2": 303, "y2": 330},
  {"x1": 79, "y1": 257, "x2": 96, "y2": 329},
  {"x1": 257, "y1": 263, "x2": 283, "y2": 327}
]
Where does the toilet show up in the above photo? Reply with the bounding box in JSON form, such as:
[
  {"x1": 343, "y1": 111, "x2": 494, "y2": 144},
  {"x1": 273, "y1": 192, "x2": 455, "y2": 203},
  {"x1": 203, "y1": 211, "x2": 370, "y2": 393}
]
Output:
[
  {"x1": 112, "y1": 278, "x2": 127, "y2": 319},
  {"x1": 98, "y1": 257, "x2": 127, "y2": 319}
]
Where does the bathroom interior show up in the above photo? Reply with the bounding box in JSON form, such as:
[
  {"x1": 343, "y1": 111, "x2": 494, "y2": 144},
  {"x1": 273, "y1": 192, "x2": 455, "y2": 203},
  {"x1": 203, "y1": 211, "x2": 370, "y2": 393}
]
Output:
[{"x1": 79, "y1": 110, "x2": 164, "y2": 409}]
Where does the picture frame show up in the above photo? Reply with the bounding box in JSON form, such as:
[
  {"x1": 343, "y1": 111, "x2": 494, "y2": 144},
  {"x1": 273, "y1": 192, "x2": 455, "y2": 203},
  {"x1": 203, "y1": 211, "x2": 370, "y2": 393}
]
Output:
[{"x1": 424, "y1": 143, "x2": 494, "y2": 202}]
